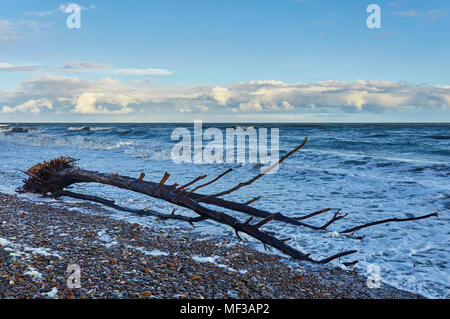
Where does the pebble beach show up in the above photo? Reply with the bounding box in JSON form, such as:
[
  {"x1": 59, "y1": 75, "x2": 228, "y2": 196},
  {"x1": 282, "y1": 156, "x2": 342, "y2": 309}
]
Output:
[{"x1": 0, "y1": 193, "x2": 423, "y2": 299}]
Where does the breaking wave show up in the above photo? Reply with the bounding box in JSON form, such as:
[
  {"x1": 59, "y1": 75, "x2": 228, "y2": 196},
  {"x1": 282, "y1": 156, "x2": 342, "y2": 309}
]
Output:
[
  {"x1": 0, "y1": 123, "x2": 448, "y2": 298},
  {"x1": 68, "y1": 126, "x2": 113, "y2": 131},
  {"x1": 0, "y1": 133, "x2": 135, "y2": 151}
]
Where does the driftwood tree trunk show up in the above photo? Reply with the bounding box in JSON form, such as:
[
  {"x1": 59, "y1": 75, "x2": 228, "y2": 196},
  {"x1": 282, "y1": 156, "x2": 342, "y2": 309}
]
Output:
[{"x1": 19, "y1": 138, "x2": 438, "y2": 265}]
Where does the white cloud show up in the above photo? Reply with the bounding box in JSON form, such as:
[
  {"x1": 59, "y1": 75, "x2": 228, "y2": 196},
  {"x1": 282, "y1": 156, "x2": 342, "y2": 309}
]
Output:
[
  {"x1": 72, "y1": 92, "x2": 133, "y2": 114},
  {"x1": 393, "y1": 9, "x2": 447, "y2": 19},
  {"x1": 59, "y1": 3, "x2": 96, "y2": 13},
  {"x1": 2, "y1": 5, "x2": 95, "y2": 42},
  {"x1": 62, "y1": 61, "x2": 112, "y2": 71},
  {"x1": 394, "y1": 9, "x2": 420, "y2": 17},
  {"x1": 0, "y1": 62, "x2": 44, "y2": 72},
  {"x1": 0, "y1": 60, "x2": 173, "y2": 76},
  {"x1": 2, "y1": 98, "x2": 52, "y2": 114},
  {"x1": 0, "y1": 20, "x2": 19, "y2": 41},
  {"x1": 282, "y1": 101, "x2": 293, "y2": 110},
  {"x1": 197, "y1": 105, "x2": 209, "y2": 112},
  {"x1": 132, "y1": 78, "x2": 153, "y2": 84},
  {"x1": 0, "y1": 19, "x2": 53, "y2": 42},
  {"x1": 24, "y1": 10, "x2": 55, "y2": 17},
  {"x1": 221, "y1": 80, "x2": 450, "y2": 112},
  {"x1": 1, "y1": 75, "x2": 449, "y2": 118},
  {"x1": 0, "y1": 20, "x2": 13, "y2": 30},
  {"x1": 239, "y1": 100, "x2": 263, "y2": 112},
  {"x1": 426, "y1": 9, "x2": 448, "y2": 19},
  {"x1": 0, "y1": 35, "x2": 21, "y2": 41},
  {"x1": 212, "y1": 87, "x2": 233, "y2": 105},
  {"x1": 114, "y1": 68, "x2": 173, "y2": 76},
  {"x1": 25, "y1": 4, "x2": 96, "y2": 17},
  {"x1": 178, "y1": 105, "x2": 208, "y2": 113}
]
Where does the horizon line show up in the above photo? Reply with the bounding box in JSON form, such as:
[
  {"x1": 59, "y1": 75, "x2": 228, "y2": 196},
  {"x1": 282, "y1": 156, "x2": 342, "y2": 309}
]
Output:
[{"x1": 1, "y1": 121, "x2": 449, "y2": 125}]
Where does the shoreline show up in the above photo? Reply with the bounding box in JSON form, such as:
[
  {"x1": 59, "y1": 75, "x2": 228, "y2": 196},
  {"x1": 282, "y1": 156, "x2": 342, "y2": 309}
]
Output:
[{"x1": 0, "y1": 193, "x2": 423, "y2": 299}]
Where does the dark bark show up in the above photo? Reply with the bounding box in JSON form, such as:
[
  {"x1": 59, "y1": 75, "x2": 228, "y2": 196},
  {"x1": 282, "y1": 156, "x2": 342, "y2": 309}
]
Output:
[
  {"x1": 19, "y1": 139, "x2": 438, "y2": 265},
  {"x1": 30, "y1": 167, "x2": 354, "y2": 263}
]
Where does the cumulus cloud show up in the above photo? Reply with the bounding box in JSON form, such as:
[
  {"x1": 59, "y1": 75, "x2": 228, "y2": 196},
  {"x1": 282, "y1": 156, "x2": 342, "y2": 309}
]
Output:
[
  {"x1": 1, "y1": 75, "x2": 449, "y2": 117},
  {"x1": 239, "y1": 100, "x2": 263, "y2": 112},
  {"x1": 2, "y1": 98, "x2": 52, "y2": 114},
  {"x1": 222, "y1": 80, "x2": 450, "y2": 112},
  {"x1": 178, "y1": 105, "x2": 209, "y2": 113},
  {"x1": 0, "y1": 74, "x2": 138, "y2": 115},
  {"x1": 72, "y1": 93, "x2": 133, "y2": 114},
  {"x1": 212, "y1": 87, "x2": 233, "y2": 105}
]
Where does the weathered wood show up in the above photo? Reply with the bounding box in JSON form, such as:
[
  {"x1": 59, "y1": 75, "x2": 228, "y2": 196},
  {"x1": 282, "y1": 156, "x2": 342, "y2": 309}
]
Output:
[
  {"x1": 19, "y1": 140, "x2": 438, "y2": 265},
  {"x1": 340, "y1": 212, "x2": 439, "y2": 234},
  {"x1": 53, "y1": 190, "x2": 206, "y2": 224},
  {"x1": 32, "y1": 167, "x2": 353, "y2": 263}
]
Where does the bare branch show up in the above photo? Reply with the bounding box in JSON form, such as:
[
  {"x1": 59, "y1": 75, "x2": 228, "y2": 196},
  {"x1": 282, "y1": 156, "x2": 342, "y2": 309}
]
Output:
[
  {"x1": 341, "y1": 212, "x2": 439, "y2": 234},
  {"x1": 187, "y1": 168, "x2": 233, "y2": 197},
  {"x1": 245, "y1": 196, "x2": 261, "y2": 205},
  {"x1": 320, "y1": 210, "x2": 348, "y2": 230},
  {"x1": 176, "y1": 175, "x2": 208, "y2": 192},
  {"x1": 295, "y1": 208, "x2": 331, "y2": 221},
  {"x1": 53, "y1": 190, "x2": 205, "y2": 224},
  {"x1": 243, "y1": 217, "x2": 253, "y2": 226},
  {"x1": 199, "y1": 138, "x2": 308, "y2": 201},
  {"x1": 159, "y1": 172, "x2": 171, "y2": 186},
  {"x1": 316, "y1": 250, "x2": 358, "y2": 264},
  {"x1": 253, "y1": 213, "x2": 278, "y2": 229}
]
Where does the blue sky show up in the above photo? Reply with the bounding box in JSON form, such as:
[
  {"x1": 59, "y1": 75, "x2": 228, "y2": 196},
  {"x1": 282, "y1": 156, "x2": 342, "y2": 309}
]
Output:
[{"x1": 0, "y1": 0, "x2": 449, "y2": 122}]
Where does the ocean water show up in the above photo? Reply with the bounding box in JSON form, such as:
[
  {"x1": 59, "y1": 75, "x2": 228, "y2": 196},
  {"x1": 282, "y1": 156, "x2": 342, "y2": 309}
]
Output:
[{"x1": 0, "y1": 123, "x2": 448, "y2": 298}]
